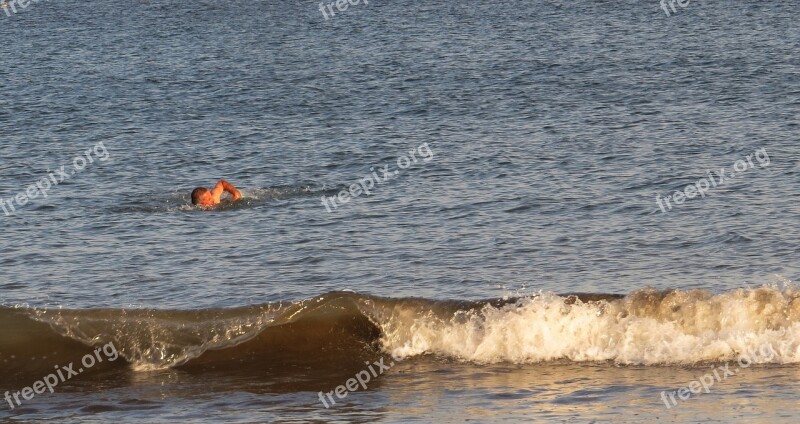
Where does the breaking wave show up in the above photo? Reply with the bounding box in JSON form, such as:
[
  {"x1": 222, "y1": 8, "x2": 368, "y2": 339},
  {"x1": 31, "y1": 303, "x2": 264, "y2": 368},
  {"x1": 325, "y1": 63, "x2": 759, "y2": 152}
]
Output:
[{"x1": 3, "y1": 286, "x2": 800, "y2": 384}]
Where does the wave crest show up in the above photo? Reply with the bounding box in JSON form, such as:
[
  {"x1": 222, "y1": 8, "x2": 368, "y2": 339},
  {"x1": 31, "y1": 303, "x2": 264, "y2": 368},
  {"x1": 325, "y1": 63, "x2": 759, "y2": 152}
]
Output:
[
  {"x1": 376, "y1": 286, "x2": 800, "y2": 365},
  {"x1": 3, "y1": 285, "x2": 800, "y2": 384}
]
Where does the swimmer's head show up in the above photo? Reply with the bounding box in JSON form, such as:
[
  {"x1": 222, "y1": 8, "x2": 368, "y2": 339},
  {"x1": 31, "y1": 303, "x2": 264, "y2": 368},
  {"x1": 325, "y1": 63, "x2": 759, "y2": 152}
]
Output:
[{"x1": 191, "y1": 187, "x2": 213, "y2": 206}]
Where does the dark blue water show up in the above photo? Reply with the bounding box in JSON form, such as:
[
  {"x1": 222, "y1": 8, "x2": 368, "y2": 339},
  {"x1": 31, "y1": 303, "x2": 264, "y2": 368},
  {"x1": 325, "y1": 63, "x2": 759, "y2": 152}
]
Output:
[{"x1": 1, "y1": 0, "x2": 799, "y2": 422}]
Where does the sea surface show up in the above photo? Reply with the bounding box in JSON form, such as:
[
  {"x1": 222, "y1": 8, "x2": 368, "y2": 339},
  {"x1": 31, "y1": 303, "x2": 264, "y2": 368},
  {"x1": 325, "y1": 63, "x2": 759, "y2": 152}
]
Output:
[{"x1": 1, "y1": 0, "x2": 799, "y2": 422}]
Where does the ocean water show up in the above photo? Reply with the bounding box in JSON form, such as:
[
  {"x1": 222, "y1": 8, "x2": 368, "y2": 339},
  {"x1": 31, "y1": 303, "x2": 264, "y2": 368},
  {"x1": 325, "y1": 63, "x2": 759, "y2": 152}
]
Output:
[{"x1": 1, "y1": 0, "x2": 799, "y2": 422}]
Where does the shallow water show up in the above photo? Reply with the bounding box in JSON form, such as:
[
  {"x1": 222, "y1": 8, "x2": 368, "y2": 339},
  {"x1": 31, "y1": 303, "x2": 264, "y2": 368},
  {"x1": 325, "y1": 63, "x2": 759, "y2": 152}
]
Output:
[{"x1": 1, "y1": 0, "x2": 799, "y2": 422}]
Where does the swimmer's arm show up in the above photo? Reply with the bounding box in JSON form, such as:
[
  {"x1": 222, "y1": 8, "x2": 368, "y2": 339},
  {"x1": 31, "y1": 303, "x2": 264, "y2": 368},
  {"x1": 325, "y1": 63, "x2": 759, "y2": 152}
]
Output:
[
  {"x1": 217, "y1": 180, "x2": 242, "y2": 201},
  {"x1": 208, "y1": 181, "x2": 225, "y2": 203}
]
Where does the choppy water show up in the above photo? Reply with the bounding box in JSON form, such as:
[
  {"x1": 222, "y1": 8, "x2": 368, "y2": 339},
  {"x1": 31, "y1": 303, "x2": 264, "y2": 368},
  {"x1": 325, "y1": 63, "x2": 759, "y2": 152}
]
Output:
[{"x1": 1, "y1": 0, "x2": 799, "y2": 422}]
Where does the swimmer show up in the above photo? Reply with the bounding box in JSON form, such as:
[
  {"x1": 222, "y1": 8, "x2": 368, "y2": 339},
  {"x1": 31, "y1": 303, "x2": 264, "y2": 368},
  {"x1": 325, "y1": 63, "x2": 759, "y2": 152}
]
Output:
[{"x1": 191, "y1": 180, "x2": 242, "y2": 207}]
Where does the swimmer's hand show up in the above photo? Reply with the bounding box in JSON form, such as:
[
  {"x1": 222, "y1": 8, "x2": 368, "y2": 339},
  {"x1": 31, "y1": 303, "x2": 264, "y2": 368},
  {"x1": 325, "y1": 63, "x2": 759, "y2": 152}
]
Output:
[{"x1": 214, "y1": 180, "x2": 242, "y2": 202}]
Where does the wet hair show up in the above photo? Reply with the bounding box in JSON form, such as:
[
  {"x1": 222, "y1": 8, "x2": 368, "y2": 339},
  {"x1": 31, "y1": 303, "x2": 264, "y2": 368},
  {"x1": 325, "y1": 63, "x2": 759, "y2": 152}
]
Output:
[{"x1": 191, "y1": 187, "x2": 209, "y2": 205}]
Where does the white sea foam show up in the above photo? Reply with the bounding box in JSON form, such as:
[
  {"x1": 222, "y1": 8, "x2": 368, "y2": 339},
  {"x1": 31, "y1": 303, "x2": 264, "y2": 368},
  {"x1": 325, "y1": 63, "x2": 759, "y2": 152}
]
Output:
[{"x1": 378, "y1": 285, "x2": 800, "y2": 365}]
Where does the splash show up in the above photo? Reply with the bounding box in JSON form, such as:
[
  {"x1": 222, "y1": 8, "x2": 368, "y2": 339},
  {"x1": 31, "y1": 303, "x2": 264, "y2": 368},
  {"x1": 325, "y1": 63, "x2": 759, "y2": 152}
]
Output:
[
  {"x1": 3, "y1": 285, "x2": 800, "y2": 383},
  {"x1": 375, "y1": 286, "x2": 800, "y2": 365}
]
